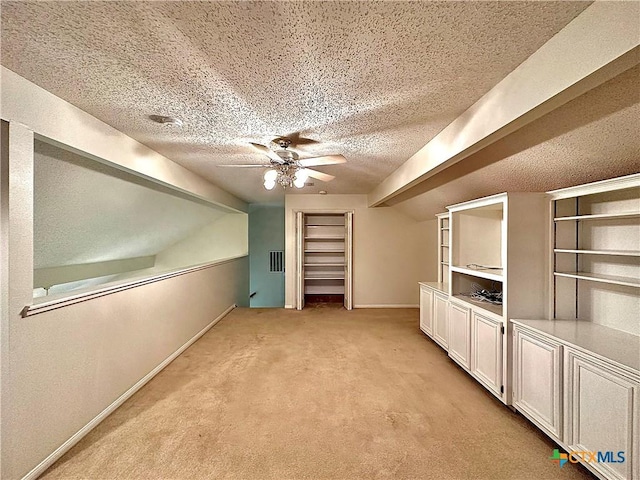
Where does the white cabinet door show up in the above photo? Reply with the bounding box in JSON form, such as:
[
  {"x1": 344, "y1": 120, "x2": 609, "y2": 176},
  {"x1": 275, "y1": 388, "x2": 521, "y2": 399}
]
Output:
[
  {"x1": 513, "y1": 327, "x2": 562, "y2": 441},
  {"x1": 419, "y1": 286, "x2": 434, "y2": 337},
  {"x1": 471, "y1": 312, "x2": 503, "y2": 398},
  {"x1": 433, "y1": 292, "x2": 449, "y2": 350},
  {"x1": 448, "y1": 301, "x2": 471, "y2": 370},
  {"x1": 565, "y1": 349, "x2": 638, "y2": 480}
]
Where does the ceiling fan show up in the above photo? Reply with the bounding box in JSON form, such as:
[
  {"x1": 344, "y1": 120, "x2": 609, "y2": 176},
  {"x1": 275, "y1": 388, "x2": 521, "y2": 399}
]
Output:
[{"x1": 218, "y1": 137, "x2": 346, "y2": 190}]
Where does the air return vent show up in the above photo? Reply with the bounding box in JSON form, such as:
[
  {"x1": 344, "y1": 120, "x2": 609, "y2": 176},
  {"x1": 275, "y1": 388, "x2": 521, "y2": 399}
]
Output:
[{"x1": 269, "y1": 251, "x2": 284, "y2": 273}]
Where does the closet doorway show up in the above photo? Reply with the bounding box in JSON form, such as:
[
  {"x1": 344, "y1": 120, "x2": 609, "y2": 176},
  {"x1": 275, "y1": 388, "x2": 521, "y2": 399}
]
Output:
[{"x1": 295, "y1": 211, "x2": 353, "y2": 310}]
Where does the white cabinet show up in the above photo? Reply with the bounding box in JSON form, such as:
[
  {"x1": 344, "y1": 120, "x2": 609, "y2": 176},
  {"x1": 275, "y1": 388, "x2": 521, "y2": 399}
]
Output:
[
  {"x1": 512, "y1": 318, "x2": 640, "y2": 480},
  {"x1": 419, "y1": 284, "x2": 434, "y2": 337},
  {"x1": 448, "y1": 192, "x2": 548, "y2": 405},
  {"x1": 433, "y1": 292, "x2": 449, "y2": 350},
  {"x1": 564, "y1": 349, "x2": 639, "y2": 480},
  {"x1": 471, "y1": 312, "x2": 503, "y2": 398},
  {"x1": 513, "y1": 326, "x2": 563, "y2": 440},
  {"x1": 448, "y1": 301, "x2": 471, "y2": 370}
]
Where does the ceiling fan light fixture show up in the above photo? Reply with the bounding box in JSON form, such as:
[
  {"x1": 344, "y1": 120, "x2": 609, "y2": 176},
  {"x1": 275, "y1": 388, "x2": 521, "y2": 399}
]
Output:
[
  {"x1": 295, "y1": 168, "x2": 309, "y2": 183},
  {"x1": 264, "y1": 169, "x2": 278, "y2": 182},
  {"x1": 293, "y1": 169, "x2": 309, "y2": 188},
  {"x1": 264, "y1": 179, "x2": 276, "y2": 190}
]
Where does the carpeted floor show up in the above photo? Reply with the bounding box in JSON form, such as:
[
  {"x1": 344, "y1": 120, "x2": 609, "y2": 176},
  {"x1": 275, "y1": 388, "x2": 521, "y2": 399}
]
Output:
[{"x1": 41, "y1": 306, "x2": 591, "y2": 479}]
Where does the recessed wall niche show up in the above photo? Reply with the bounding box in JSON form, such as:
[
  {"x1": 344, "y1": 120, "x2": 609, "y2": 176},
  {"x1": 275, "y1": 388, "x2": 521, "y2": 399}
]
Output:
[{"x1": 33, "y1": 139, "x2": 247, "y2": 298}]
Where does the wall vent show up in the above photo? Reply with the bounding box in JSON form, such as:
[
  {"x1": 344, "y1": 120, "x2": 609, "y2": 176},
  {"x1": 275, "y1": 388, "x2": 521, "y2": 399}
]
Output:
[{"x1": 269, "y1": 251, "x2": 284, "y2": 273}]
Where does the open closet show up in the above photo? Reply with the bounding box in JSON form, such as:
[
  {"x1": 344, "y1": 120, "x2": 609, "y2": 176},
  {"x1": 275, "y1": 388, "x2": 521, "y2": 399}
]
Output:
[{"x1": 295, "y1": 211, "x2": 353, "y2": 310}]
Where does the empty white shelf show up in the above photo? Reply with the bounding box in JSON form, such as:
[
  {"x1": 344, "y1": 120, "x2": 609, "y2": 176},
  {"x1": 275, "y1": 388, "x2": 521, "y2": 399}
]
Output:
[
  {"x1": 304, "y1": 236, "x2": 345, "y2": 240},
  {"x1": 554, "y1": 248, "x2": 640, "y2": 256},
  {"x1": 304, "y1": 249, "x2": 344, "y2": 253},
  {"x1": 554, "y1": 271, "x2": 640, "y2": 288},
  {"x1": 450, "y1": 265, "x2": 503, "y2": 282},
  {"x1": 554, "y1": 212, "x2": 640, "y2": 222},
  {"x1": 304, "y1": 276, "x2": 345, "y2": 280},
  {"x1": 304, "y1": 263, "x2": 344, "y2": 267}
]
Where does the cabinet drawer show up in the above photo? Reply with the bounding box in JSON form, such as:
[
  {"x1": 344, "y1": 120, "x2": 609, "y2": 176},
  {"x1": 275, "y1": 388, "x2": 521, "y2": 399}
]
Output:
[{"x1": 513, "y1": 327, "x2": 563, "y2": 441}]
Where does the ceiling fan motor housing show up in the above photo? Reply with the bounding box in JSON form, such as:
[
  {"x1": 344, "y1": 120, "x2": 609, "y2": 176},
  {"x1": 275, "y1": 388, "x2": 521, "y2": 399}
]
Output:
[
  {"x1": 274, "y1": 137, "x2": 292, "y2": 150},
  {"x1": 276, "y1": 149, "x2": 298, "y2": 163}
]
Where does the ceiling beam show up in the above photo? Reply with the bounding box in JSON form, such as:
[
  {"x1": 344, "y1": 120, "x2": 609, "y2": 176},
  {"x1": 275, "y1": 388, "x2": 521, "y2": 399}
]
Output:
[{"x1": 368, "y1": 1, "x2": 640, "y2": 207}]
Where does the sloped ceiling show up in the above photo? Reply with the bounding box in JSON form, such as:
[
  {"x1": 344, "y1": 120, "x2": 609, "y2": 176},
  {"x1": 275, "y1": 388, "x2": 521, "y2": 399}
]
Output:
[
  {"x1": 390, "y1": 65, "x2": 640, "y2": 220},
  {"x1": 34, "y1": 141, "x2": 228, "y2": 268},
  {"x1": 1, "y1": 1, "x2": 592, "y2": 203}
]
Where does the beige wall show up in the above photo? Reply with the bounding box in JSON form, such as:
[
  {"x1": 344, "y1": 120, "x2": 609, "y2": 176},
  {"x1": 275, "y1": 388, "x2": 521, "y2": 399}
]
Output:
[
  {"x1": 1, "y1": 72, "x2": 249, "y2": 479},
  {"x1": 284, "y1": 194, "x2": 437, "y2": 308},
  {"x1": 7, "y1": 259, "x2": 247, "y2": 480},
  {"x1": 155, "y1": 213, "x2": 249, "y2": 270}
]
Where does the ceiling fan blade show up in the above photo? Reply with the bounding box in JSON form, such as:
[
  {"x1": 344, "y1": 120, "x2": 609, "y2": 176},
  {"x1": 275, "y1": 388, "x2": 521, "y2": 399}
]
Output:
[
  {"x1": 298, "y1": 155, "x2": 347, "y2": 167},
  {"x1": 217, "y1": 164, "x2": 268, "y2": 168},
  {"x1": 250, "y1": 142, "x2": 283, "y2": 163},
  {"x1": 304, "y1": 168, "x2": 335, "y2": 182}
]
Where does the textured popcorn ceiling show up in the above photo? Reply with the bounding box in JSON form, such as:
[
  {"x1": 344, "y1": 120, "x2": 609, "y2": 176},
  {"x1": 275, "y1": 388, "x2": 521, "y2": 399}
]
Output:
[
  {"x1": 390, "y1": 65, "x2": 640, "y2": 221},
  {"x1": 1, "y1": 1, "x2": 592, "y2": 203}
]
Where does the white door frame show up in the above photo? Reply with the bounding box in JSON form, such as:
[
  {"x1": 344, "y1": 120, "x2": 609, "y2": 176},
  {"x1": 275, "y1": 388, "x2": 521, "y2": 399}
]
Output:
[{"x1": 294, "y1": 209, "x2": 354, "y2": 310}]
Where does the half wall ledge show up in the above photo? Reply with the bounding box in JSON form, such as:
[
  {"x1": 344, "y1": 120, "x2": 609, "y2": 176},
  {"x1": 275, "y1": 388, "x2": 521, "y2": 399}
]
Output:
[{"x1": 21, "y1": 254, "x2": 248, "y2": 317}]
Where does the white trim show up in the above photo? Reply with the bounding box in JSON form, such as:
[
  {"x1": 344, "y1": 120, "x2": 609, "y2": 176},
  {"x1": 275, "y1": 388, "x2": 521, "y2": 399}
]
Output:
[
  {"x1": 292, "y1": 208, "x2": 356, "y2": 215},
  {"x1": 284, "y1": 304, "x2": 295, "y2": 309},
  {"x1": 547, "y1": 172, "x2": 640, "y2": 199},
  {"x1": 22, "y1": 255, "x2": 247, "y2": 317},
  {"x1": 447, "y1": 192, "x2": 507, "y2": 211},
  {"x1": 20, "y1": 304, "x2": 236, "y2": 480},
  {"x1": 354, "y1": 304, "x2": 419, "y2": 308}
]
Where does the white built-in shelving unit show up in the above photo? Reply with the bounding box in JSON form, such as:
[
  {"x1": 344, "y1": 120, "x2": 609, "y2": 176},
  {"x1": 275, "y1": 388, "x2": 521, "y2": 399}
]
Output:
[
  {"x1": 419, "y1": 177, "x2": 639, "y2": 480},
  {"x1": 303, "y1": 213, "x2": 345, "y2": 295},
  {"x1": 436, "y1": 212, "x2": 450, "y2": 287},
  {"x1": 551, "y1": 175, "x2": 640, "y2": 329},
  {"x1": 421, "y1": 193, "x2": 548, "y2": 405},
  {"x1": 512, "y1": 174, "x2": 639, "y2": 480},
  {"x1": 295, "y1": 211, "x2": 353, "y2": 309}
]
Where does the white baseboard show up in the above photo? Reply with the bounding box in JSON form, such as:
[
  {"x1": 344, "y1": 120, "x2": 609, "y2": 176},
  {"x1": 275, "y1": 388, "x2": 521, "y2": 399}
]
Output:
[
  {"x1": 284, "y1": 304, "x2": 294, "y2": 309},
  {"x1": 354, "y1": 304, "x2": 419, "y2": 308},
  {"x1": 21, "y1": 304, "x2": 236, "y2": 480}
]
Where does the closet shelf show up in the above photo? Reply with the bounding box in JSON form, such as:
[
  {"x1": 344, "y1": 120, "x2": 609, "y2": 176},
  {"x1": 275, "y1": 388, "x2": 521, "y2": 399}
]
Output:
[
  {"x1": 305, "y1": 223, "x2": 344, "y2": 227},
  {"x1": 554, "y1": 271, "x2": 640, "y2": 288},
  {"x1": 304, "y1": 249, "x2": 344, "y2": 253},
  {"x1": 304, "y1": 236, "x2": 345, "y2": 240},
  {"x1": 304, "y1": 263, "x2": 344, "y2": 267},
  {"x1": 450, "y1": 265, "x2": 503, "y2": 282},
  {"x1": 554, "y1": 248, "x2": 640, "y2": 256},
  {"x1": 304, "y1": 276, "x2": 345, "y2": 280},
  {"x1": 554, "y1": 212, "x2": 640, "y2": 222}
]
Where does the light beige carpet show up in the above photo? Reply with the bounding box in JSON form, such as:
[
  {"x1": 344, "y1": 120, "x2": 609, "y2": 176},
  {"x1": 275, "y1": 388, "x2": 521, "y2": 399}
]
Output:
[{"x1": 41, "y1": 306, "x2": 591, "y2": 479}]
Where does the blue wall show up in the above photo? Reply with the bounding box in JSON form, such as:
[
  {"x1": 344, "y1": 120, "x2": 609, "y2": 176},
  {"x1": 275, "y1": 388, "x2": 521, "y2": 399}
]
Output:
[{"x1": 249, "y1": 204, "x2": 285, "y2": 307}]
